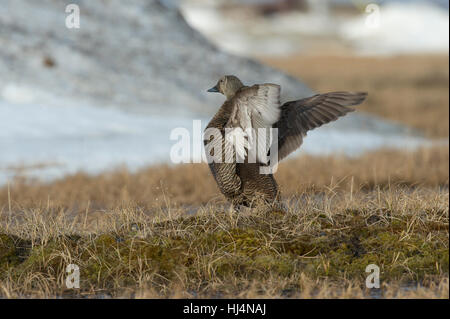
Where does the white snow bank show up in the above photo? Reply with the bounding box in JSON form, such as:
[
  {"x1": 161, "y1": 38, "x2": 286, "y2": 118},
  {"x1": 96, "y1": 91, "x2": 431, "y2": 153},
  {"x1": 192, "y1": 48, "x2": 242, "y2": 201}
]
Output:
[
  {"x1": 340, "y1": 3, "x2": 449, "y2": 55},
  {"x1": 0, "y1": 98, "x2": 203, "y2": 183},
  {"x1": 181, "y1": 1, "x2": 449, "y2": 56}
]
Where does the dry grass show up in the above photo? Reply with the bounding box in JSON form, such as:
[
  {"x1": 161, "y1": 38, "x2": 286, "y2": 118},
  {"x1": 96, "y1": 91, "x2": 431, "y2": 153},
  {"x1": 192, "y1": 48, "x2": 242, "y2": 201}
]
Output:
[
  {"x1": 1, "y1": 146, "x2": 447, "y2": 215},
  {"x1": 278, "y1": 146, "x2": 449, "y2": 194},
  {"x1": 260, "y1": 55, "x2": 449, "y2": 138},
  {"x1": 0, "y1": 146, "x2": 448, "y2": 298},
  {"x1": 0, "y1": 186, "x2": 447, "y2": 298}
]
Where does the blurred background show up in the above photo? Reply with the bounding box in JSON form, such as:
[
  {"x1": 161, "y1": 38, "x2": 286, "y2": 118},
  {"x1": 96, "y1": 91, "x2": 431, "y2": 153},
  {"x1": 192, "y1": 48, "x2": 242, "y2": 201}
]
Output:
[{"x1": 0, "y1": 0, "x2": 448, "y2": 183}]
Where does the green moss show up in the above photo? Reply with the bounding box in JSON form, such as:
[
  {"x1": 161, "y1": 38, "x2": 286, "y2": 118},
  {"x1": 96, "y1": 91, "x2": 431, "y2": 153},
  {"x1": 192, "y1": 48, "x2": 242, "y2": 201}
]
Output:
[
  {"x1": 17, "y1": 237, "x2": 78, "y2": 275},
  {"x1": 0, "y1": 234, "x2": 17, "y2": 263},
  {"x1": 77, "y1": 234, "x2": 191, "y2": 288},
  {"x1": 0, "y1": 234, "x2": 21, "y2": 275},
  {"x1": 0, "y1": 205, "x2": 447, "y2": 297},
  {"x1": 252, "y1": 254, "x2": 295, "y2": 276},
  {"x1": 199, "y1": 228, "x2": 267, "y2": 256},
  {"x1": 0, "y1": 234, "x2": 31, "y2": 277}
]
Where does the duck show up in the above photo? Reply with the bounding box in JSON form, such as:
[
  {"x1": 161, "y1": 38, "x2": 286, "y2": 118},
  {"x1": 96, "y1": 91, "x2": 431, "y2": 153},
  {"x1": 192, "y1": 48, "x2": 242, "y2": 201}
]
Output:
[{"x1": 204, "y1": 75, "x2": 367, "y2": 210}]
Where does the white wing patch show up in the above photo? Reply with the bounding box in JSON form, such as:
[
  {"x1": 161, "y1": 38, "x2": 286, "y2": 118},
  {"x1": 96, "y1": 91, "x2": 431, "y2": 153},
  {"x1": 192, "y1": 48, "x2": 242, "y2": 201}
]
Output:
[
  {"x1": 251, "y1": 84, "x2": 282, "y2": 125},
  {"x1": 226, "y1": 84, "x2": 281, "y2": 164},
  {"x1": 225, "y1": 127, "x2": 249, "y2": 161}
]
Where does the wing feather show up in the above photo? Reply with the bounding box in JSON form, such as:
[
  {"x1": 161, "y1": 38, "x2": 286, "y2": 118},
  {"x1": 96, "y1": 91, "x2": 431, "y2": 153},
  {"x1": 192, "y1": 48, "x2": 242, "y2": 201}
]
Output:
[
  {"x1": 274, "y1": 91, "x2": 367, "y2": 161},
  {"x1": 226, "y1": 84, "x2": 281, "y2": 164}
]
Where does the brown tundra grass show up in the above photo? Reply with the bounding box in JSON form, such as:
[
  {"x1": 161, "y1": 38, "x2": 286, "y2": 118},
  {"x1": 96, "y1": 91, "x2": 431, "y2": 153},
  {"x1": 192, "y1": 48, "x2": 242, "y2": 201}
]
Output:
[{"x1": 0, "y1": 146, "x2": 448, "y2": 298}]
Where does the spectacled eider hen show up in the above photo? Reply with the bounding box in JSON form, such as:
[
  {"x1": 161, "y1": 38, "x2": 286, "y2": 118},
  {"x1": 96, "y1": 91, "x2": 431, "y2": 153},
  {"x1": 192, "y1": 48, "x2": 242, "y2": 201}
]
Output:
[{"x1": 205, "y1": 75, "x2": 367, "y2": 210}]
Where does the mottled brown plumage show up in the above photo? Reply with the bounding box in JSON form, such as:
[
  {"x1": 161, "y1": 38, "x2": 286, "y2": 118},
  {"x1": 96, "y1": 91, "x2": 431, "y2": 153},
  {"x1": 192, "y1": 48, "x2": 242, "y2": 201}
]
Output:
[{"x1": 205, "y1": 75, "x2": 367, "y2": 210}]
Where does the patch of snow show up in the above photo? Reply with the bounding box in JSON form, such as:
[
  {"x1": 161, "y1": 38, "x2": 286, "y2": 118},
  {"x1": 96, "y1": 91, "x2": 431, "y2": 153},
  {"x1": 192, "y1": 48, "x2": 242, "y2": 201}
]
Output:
[
  {"x1": 181, "y1": 1, "x2": 449, "y2": 56},
  {"x1": 0, "y1": 98, "x2": 206, "y2": 183},
  {"x1": 340, "y1": 3, "x2": 449, "y2": 55}
]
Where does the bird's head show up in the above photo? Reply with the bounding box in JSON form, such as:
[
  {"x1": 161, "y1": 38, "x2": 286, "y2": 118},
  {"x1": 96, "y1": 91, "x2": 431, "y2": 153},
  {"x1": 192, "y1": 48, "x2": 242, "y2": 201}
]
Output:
[{"x1": 207, "y1": 75, "x2": 244, "y2": 100}]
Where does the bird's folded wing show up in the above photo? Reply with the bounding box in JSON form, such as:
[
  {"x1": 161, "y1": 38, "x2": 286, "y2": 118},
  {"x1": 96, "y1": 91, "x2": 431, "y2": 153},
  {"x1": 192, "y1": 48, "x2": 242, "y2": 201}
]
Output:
[
  {"x1": 275, "y1": 91, "x2": 368, "y2": 161},
  {"x1": 225, "y1": 84, "x2": 281, "y2": 164},
  {"x1": 204, "y1": 128, "x2": 242, "y2": 195}
]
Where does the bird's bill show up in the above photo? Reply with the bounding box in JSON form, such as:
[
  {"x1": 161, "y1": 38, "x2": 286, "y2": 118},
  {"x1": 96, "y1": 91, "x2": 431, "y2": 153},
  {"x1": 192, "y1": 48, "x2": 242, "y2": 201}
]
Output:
[{"x1": 207, "y1": 85, "x2": 219, "y2": 93}]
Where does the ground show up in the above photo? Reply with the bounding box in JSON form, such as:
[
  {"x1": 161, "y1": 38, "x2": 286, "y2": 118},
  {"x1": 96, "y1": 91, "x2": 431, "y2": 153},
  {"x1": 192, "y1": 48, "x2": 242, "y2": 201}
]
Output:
[{"x1": 0, "y1": 55, "x2": 448, "y2": 298}]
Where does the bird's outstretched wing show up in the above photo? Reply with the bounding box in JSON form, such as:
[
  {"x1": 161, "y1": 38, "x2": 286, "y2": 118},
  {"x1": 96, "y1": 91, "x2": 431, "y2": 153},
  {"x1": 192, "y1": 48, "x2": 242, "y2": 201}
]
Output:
[
  {"x1": 225, "y1": 84, "x2": 281, "y2": 164},
  {"x1": 274, "y1": 91, "x2": 368, "y2": 161}
]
